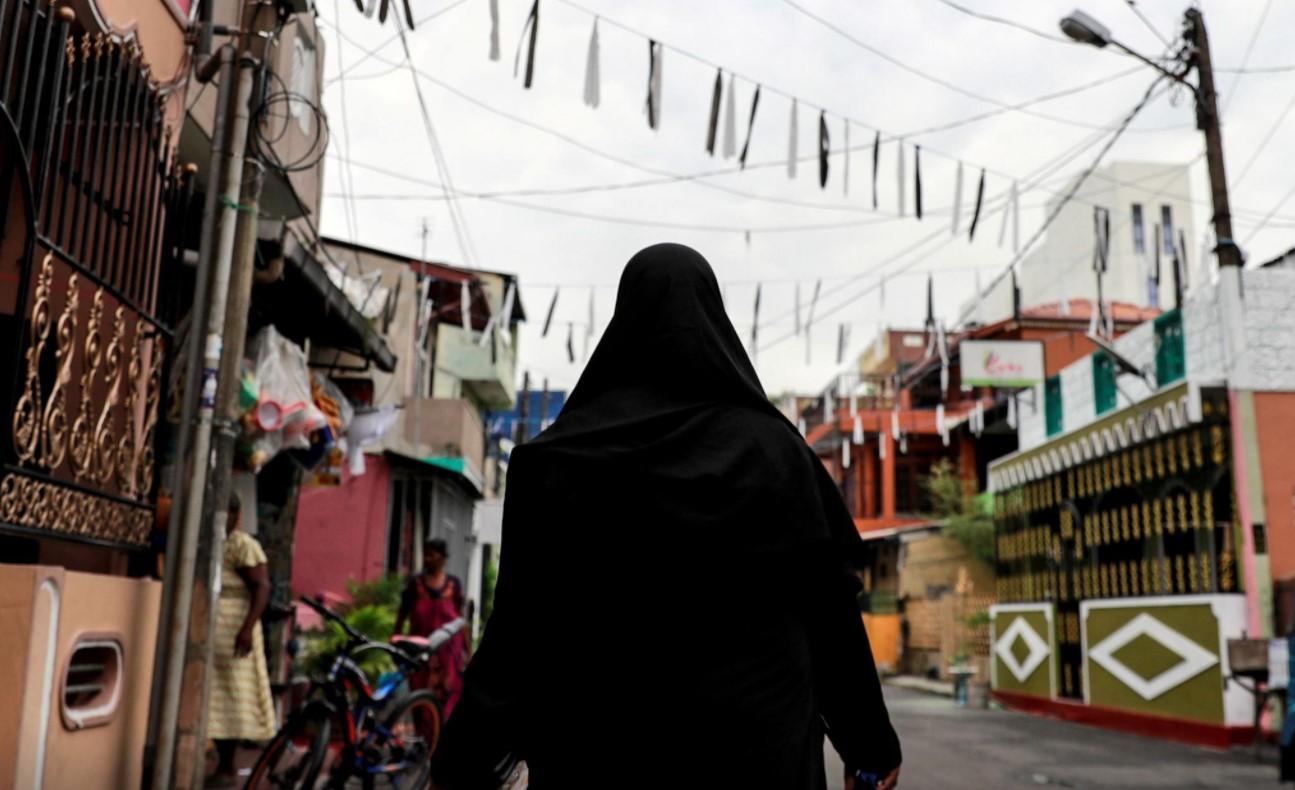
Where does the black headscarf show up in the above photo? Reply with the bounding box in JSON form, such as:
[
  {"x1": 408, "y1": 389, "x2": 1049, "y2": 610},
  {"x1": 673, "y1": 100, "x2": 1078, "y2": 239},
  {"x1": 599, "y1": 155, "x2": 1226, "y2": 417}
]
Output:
[{"x1": 431, "y1": 244, "x2": 900, "y2": 790}]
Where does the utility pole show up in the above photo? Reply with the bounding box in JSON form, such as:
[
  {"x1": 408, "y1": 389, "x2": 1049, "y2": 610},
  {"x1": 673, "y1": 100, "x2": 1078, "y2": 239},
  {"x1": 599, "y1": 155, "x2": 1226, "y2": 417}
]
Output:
[
  {"x1": 1184, "y1": 9, "x2": 1239, "y2": 270},
  {"x1": 161, "y1": 2, "x2": 279, "y2": 786},
  {"x1": 1186, "y1": 7, "x2": 1264, "y2": 635}
]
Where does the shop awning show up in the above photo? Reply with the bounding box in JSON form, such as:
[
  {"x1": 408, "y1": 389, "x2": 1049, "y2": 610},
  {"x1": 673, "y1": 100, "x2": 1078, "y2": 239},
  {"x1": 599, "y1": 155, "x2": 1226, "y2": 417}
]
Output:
[
  {"x1": 252, "y1": 232, "x2": 398, "y2": 373},
  {"x1": 386, "y1": 451, "x2": 484, "y2": 498}
]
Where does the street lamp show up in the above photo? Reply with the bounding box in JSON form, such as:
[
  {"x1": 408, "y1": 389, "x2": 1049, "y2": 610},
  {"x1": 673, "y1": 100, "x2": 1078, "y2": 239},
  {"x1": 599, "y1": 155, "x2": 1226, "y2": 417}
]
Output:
[{"x1": 1059, "y1": 7, "x2": 1239, "y2": 269}]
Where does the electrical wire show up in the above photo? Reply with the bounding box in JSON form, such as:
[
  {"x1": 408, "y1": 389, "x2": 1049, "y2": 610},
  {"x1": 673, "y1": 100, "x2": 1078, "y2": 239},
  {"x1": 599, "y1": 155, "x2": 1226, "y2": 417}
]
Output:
[
  {"x1": 1123, "y1": 1, "x2": 1173, "y2": 49},
  {"x1": 772, "y1": 0, "x2": 1175, "y2": 134},
  {"x1": 393, "y1": 12, "x2": 479, "y2": 266},
  {"x1": 1221, "y1": 0, "x2": 1274, "y2": 115},
  {"x1": 332, "y1": 0, "x2": 362, "y2": 238},
  {"x1": 929, "y1": 0, "x2": 1070, "y2": 44},
  {"x1": 323, "y1": 0, "x2": 475, "y2": 85}
]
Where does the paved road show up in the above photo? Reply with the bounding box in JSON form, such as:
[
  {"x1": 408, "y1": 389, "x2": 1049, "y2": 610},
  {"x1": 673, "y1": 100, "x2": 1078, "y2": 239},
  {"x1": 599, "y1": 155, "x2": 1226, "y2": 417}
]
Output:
[{"x1": 824, "y1": 685, "x2": 1279, "y2": 789}]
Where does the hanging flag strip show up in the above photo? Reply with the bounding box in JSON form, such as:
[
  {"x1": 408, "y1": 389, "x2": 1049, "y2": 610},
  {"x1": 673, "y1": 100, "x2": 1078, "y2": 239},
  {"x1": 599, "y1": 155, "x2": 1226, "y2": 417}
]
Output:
[
  {"x1": 583, "y1": 18, "x2": 600, "y2": 108},
  {"x1": 871, "y1": 130, "x2": 881, "y2": 210},
  {"x1": 488, "y1": 0, "x2": 501, "y2": 60},
  {"x1": 514, "y1": 0, "x2": 539, "y2": 88},
  {"x1": 739, "y1": 85, "x2": 760, "y2": 169},
  {"x1": 896, "y1": 139, "x2": 906, "y2": 218},
  {"x1": 878, "y1": 430, "x2": 887, "y2": 460},
  {"x1": 950, "y1": 161, "x2": 963, "y2": 236},
  {"x1": 542, "y1": 287, "x2": 558, "y2": 337},
  {"x1": 584, "y1": 288, "x2": 595, "y2": 361},
  {"x1": 566, "y1": 322, "x2": 575, "y2": 363},
  {"x1": 722, "y1": 73, "x2": 737, "y2": 159},
  {"x1": 705, "y1": 69, "x2": 721, "y2": 154},
  {"x1": 852, "y1": 414, "x2": 863, "y2": 445},
  {"x1": 836, "y1": 323, "x2": 849, "y2": 364},
  {"x1": 460, "y1": 281, "x2": 471, "y2": 330},
  {"x1": 750, "y1": 284, "x2": 762, "y2": 358},
  {"x1": 914, "y1": 144, "x2": 923, "y2": 220},
  {"x1": 497, "y1": 281, "x2": 517, "y2": 347},
  {"x1": 645, "y1": 40, "x2": 663, "y2": 129},
  {"x1": 968, "y1": 168, "x2": 986, "y2": 241},
  {"x1": 842, "y1": 439, "x2": 851, "y2": 469},
  {"x1": 818, "y1": 111, "x2": 830, "y2": 189}
]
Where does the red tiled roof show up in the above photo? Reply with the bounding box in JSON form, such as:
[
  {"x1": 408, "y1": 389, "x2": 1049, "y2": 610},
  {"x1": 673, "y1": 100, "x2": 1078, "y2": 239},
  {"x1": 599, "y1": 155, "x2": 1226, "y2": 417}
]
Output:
[{"x1": 1020, "y1": 299, "x2": 1161, "y2": 323}]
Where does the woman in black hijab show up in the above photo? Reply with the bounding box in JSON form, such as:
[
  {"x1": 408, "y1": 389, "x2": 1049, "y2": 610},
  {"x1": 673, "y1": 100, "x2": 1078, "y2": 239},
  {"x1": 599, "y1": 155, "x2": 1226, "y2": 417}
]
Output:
[{"x1": 430, "y1": 244, "x2": 901, "y2": 790}]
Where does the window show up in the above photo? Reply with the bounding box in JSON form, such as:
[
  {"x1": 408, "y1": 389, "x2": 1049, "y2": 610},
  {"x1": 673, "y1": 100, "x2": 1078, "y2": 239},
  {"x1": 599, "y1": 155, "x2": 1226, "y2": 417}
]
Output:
[
  {"x1": 62, "y1": 639, "x2": 123, "y2": 730},
  {"x1": 1045, "y1": 375, "x2": 1063, "y2": 437},
  {"x1": 1161, "y1": 205, "x2": 1175, "y2": 256},
  {"x1": 1131, "y1": 204, "x2": 1145, "y2": 255},
  {"x1": 1093, "y1": 352, "x2": 1117, "y2": 415},
  {"x1": 1154, "y1": 309, "x2": 1186, "y2": 387}
]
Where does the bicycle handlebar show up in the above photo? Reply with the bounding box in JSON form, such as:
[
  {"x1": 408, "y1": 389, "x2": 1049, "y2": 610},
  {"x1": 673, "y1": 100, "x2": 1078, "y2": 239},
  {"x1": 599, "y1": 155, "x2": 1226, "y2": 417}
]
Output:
[{"x1": 300, "y1": 595, "x2": 367, "y2": 644}]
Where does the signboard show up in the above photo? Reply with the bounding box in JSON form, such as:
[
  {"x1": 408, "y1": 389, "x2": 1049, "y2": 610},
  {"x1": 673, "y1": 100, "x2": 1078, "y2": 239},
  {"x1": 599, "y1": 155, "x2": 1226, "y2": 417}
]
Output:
[{"x1": 960, "y1": 340, "x2": 1044, "y2": 387}]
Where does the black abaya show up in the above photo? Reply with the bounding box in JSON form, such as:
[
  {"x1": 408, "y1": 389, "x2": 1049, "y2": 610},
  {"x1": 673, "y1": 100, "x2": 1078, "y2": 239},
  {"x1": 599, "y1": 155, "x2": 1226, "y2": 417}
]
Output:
[{"x1": 430, "y1": 244, "x2": 901, "y2": 789}]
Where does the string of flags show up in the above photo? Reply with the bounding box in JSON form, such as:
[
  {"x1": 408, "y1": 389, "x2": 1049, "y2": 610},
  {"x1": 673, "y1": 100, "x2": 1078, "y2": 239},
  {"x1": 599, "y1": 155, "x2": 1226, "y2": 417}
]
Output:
[{"x1": 471, "y1": 0, "x2": 1045, "y2": 247}]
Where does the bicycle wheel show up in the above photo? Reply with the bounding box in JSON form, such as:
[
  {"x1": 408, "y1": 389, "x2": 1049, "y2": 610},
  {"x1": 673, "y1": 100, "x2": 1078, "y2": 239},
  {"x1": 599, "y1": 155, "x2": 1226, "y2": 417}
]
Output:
[
  {"x1": 373, "y1": 690, "x2": 443, "y2": 788},
  {"x1": 245, "y1": 705, "x2": 331, "y2": 789}
]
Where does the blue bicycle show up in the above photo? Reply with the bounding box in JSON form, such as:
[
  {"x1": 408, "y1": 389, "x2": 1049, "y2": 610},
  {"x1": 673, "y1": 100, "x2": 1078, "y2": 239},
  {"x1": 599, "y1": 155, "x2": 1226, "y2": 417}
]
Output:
[{"x1": 246, "y1": 596, "x2": 464, "y2": 789}]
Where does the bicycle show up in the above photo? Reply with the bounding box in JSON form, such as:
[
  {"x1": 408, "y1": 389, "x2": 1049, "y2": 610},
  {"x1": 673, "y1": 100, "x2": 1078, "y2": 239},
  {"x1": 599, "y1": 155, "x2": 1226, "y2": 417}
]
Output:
[{"x1": 245, "y1": 595, "x2": 465, "y2": 789}]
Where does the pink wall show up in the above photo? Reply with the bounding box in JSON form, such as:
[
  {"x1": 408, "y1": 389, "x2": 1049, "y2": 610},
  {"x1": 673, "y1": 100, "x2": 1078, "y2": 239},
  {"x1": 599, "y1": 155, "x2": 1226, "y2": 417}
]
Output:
[
  {"x1": 292, "y1": 456, "x2": 392, "y2": 600},
  {"x1": 1253, "y1": 392, "x2": 1295, "y2": 584}
]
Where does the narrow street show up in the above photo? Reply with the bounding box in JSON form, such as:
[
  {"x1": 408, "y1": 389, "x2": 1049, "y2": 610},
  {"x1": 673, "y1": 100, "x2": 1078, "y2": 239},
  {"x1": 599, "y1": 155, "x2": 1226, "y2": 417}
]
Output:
[{"x1": 824, "y1": 686, "x2": 1278, "y2": 790}]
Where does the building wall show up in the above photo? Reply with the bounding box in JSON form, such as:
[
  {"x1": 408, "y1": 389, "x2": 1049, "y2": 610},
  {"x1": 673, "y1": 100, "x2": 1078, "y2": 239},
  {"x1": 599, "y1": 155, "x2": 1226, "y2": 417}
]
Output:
[
  {"x1": 976, "y1": 161, "x2": 1197, "y2": 322},
  {"x1": 1253, "y1": 391, "x2": 1295, "y2": 583},
  {"x1": 292, "y1": 456, "x2": 392, "y2": 598}
]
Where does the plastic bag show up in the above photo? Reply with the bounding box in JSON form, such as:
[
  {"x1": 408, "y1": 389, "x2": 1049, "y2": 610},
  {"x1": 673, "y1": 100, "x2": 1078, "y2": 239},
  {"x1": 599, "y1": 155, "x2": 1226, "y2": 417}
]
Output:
[{"x1": 241, "y1": 326, "x2": 327, "y2": 472}]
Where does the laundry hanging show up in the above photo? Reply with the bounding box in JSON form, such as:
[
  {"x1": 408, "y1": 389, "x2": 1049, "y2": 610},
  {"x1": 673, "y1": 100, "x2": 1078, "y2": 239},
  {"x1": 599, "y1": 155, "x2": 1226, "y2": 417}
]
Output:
[
  {"x1": 871, "y1": 130, "x2": 881, "y2": 210},
  {"x1": 968, "y1": 168, "x2": 986, "y2": 241},
  {"x1": 488, "y1": 0, "x2": 500, "y2": 60},
  {"x1": 950, "y1": 161, "x2": 963, "y2": 236},
  {"x1": 460, "y1": 281, "x2": 471, "y2": 330},
  {"x1": 818, "y1": 111, "x2": 830, "y2": 188},
  {"x1": 787, "y1": 99, "x2": 799, "y2": 178},
  {"x1": 582, "y1": 18, "x2": 600, "y2": 108},
  {"x1": 645, "y1": 40, "x2": 663, "y2": 129},
  {"x1": 914, "y1": 144, "x2": 923, "y2": 220},
  {"x1": 542, "y1": 287, "x2": 559, "y2": 337},
  {"x1": 721, "y1": 73, "x2": 738, "y2": 159},
  {"x1": 497, "y1": 281, "x2": 517, "y2": 348},
  {"x1": 739, "y1": 85, "x2": 760, "y2": 168},
  {"x1": 896, "y1": 139, "x2": 906, "y2": 218},
  {"x1": 842, "y1": 120, "x2": 850, "y2": 195},
  {"x1": 514, "y1": 0, "x2": 539, "y2": 88},
  {"x1": 705, "y1": 69, "x2": 722, "y2": 154}
]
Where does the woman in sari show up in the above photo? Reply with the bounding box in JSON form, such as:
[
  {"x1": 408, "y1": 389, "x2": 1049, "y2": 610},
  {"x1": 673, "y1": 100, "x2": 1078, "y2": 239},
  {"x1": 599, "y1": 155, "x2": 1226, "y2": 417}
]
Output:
[{"x1": 395, "y1": 537, "x2": 467, "y2": 718}]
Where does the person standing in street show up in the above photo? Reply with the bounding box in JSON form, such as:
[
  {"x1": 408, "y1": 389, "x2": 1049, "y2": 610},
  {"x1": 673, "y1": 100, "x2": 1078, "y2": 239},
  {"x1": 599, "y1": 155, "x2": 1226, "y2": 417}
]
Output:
[
  {"x1": 396, "y1": 537, "x2": 468, "y2": 718},
  {"x1": 206, "y1": 494, "x2": 276, "y2": 786},
  {"x1": 430, "y1": 244, "x2": 901, "y2": 790}
]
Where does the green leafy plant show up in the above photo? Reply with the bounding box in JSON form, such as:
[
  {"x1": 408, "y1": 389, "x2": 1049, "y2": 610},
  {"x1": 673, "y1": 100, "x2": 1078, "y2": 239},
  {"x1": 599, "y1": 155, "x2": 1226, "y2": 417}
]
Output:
[
  {"x1": 965, "y1": 609, "x2": 991, "y2": 629},
  {"x1": 299, "y1": 575, "x2": 407, "y2": 681},
  {"x1": 925, "y1": 460, "x2": 995, "y2": 567},
  {"x1": 477, "y1": 555, "x2": 499, "y2": 650}
]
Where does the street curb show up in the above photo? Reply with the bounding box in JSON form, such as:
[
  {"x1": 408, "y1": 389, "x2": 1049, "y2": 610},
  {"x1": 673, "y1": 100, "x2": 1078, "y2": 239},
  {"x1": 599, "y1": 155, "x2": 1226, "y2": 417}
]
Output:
[{"x1": 883, "y1": 675, "x2": 956, "y2": 698}]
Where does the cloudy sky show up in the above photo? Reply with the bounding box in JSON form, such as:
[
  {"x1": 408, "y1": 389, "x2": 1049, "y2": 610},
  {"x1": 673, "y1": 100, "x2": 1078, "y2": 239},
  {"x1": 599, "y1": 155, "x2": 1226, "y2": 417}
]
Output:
[{"x1": 313, "y1": 0, "x2": 1295, "y2": 395}]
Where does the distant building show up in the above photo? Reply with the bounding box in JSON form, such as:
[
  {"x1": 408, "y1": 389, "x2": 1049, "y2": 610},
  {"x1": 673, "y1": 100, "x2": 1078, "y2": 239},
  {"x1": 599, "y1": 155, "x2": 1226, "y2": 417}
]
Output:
[{"x1": 975, "y1": 161, "x2": 1198, "y2": 323}]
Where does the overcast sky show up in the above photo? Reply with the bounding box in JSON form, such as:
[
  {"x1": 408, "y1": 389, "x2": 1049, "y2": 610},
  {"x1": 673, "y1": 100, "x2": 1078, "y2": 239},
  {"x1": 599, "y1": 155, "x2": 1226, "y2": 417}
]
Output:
[{"x1": 314, "y1": 0, "x2": 1295, "y2": 396}]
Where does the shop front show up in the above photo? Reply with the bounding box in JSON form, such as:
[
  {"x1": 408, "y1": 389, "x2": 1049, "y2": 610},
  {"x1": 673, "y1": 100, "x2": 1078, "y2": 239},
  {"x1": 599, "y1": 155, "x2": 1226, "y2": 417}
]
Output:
[{"x1": 987, "y1": 383, "x2": 1252, "y2": 746}]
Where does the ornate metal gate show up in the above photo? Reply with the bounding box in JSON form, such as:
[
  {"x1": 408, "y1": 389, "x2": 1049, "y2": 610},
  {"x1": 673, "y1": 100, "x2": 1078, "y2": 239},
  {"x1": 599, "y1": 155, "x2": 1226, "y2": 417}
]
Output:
[{"x1": 0, "y1": 3, "x2": 181, "y2": 549}]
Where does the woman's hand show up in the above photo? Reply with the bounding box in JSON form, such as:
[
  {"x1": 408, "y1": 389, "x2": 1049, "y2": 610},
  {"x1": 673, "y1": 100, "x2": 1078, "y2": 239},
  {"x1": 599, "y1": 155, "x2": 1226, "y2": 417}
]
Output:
[
  {"x1": 845, "y1": 765, "x2": 900, "y2": 790},
  {"x1": 235, "y1": 625, "x2": 255, "y2": 658}
]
